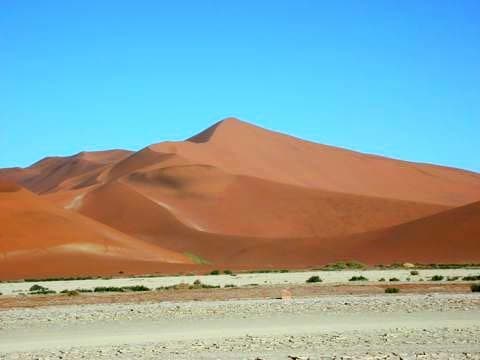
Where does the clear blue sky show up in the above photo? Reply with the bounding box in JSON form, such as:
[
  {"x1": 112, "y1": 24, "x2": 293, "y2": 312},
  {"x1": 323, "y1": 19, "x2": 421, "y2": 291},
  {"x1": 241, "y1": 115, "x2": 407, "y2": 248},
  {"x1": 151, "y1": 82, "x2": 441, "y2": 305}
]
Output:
[{"x1": 1, "y1": 0, "x2": 479, "y2": 172}]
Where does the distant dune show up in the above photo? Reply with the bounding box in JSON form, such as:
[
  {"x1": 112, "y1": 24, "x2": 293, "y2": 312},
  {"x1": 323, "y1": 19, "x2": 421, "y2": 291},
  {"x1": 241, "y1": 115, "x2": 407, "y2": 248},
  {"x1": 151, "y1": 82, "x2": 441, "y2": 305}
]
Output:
[{"x1": 1, "y1": 118, "x2": 480, "y2": 278}]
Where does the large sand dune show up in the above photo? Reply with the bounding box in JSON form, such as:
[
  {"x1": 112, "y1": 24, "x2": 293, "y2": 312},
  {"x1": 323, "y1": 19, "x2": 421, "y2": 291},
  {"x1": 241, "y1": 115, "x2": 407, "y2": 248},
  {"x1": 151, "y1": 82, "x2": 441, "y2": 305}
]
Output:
[
  {"x1": 152, "y1": 118, "x2": 480, "y2": 206},
  {"x1": 1, "y1": 118, "x2": 480, "y2": 277}
]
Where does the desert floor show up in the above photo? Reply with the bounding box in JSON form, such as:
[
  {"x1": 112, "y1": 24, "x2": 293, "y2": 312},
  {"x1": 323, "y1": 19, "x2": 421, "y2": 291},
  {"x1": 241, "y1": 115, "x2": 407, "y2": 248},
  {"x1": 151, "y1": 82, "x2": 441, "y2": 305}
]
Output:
[{"x1": 1, "y1": 270, "x2": 480, "y2": 359}]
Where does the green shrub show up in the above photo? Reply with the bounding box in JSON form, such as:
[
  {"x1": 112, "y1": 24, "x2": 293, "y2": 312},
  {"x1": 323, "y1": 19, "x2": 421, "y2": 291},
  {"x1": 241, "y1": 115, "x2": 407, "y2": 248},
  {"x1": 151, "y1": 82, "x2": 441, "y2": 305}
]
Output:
[
  {"x1": 410, "y1": 270, "x2": 419, "y2": 276},
  {"x1": 447, "y1": 276, "x2": 460, "y2": 281},
  {"x1": 122, "y1": 285, "x2": 151, "y2": 292},
  {"x1": 462, "y1": 275, "x2": 480, "y2": 281},
  {"x1": 378, "y1": 278, "x2": 386, "y2": 282},
  {"x1": 157, "y1": 281, "x2": 220, "y2": 291},
  {"x1": 349, "y1": 276, "x2": 368, "y2": 281},
  {"x1": 306, "y1": 275, "x2": 322, "y2": 283},
  {"x1": 210, "y1": 270, "x2": 220, "y2": 275},
  {"x1": 385, "y1": 287, "x2": 400, "y2": 293},
  {"x1": 224, "y1": 284, "x2": 236, "y2": 288},
  {"x1": 30, "y1": 289, "x2": 56, "y2": 295},
  {"x1": 29, "y1": 284, "x2": 56, "y2": 295},
  {"x1": 200, "y1": 284, "x2": 220, "y2": 289},
  {"x1": 471, "y1": 284, "x2": 480, "y2": 292},
  {"x1": 93, "y1": 286, "x2": 125, "y2": 293},
  {"x1": 389, "y1": 278, "x2": 400, "y2": 282},
  {"x1": 60, "y1": 290, "x2": 80, "y2": 296},
  {"x1": 75, "y1": 288, "x2": 93, "y2": 293},
  {"x1": 431, "y1": 275, "x2": 444, "y2": 281},
  {"x1": 223, "y1": 270, "x2": 234, "y2": 275},
  {"x1": 323, "y1": 261, "x2": 366, "y2": 270},
  {"x1": 29, "y1": 284, "x2": 47, "y2": 292}
]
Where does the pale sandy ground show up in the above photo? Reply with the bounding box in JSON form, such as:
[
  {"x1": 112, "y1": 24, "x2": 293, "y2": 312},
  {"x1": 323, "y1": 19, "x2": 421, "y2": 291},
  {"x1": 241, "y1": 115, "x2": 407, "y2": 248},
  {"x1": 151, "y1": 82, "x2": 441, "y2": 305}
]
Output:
[
  {"x1": 1, "y1": 268, "x2": 480, "y2": 295},
  {"x1": 1, "y1": 293, "x2": 480, "y2": 359}
]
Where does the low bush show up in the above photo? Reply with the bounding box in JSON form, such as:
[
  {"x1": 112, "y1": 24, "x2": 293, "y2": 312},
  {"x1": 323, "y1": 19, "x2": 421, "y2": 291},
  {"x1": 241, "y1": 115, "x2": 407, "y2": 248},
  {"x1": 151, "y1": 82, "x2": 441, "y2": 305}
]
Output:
[
  {"x1": 224, "y1": 284, "x2": 236, "y2": 288},
  {"x1": 29, "y1": 284, "x2": 56, "y2": 295},
  {"x1": 431, "y1": 275, "x2": 444, "y2": 281},
  {"x1": 30, "y1": 289, "x2": 56, "y2": 295},
  {"x1": 60, "y1": 290, "x2": 80, "y2": 296},
  {"x1": 349, "y1": 276, "x2": 368, "y2": 281},
  {"x1": 158, "y1": 283, "x2": 190, "y2": 291},
  {"x1": 378, "y1": 278, "x2": 386, "y2": 282},
  {"x1": 196, "y1": 284, "x2": 220, "y2": 289},
  {"x1": 462, "y1": 275, "x2": 480, "y2": 281},
  {"x1": 471, "y1": 284, "x2": 480, "y2": 292},
  {"x1": 122, "y1": 285, "x2": 151, "y2": 292},
  {"x1": 210, "y1": 270, "x2": 220, "y2": 275},
  {"x1": 223, "y1": 270, "x2": 234, "y2": 275},
  {"x1": 447, "y1": 276, "x2": 460, "y2": 281},
  {"x1": 323, "y1": 261, "x2": 366, "y2": 270},
  {"x1": 29, "y1": 284, "x2": 47, "y2": 292},
  {"x1": 246, "y1": 269, "x2": 289, "y2": 274},
  {"x1": 410, "y1": 270, "x2": 419, "y2": 276},
  {"x1": 385, "y1": 287, "x2": 400, "y2": 294},
  {"x1": 157, "y1": 281, "x2": 221, "y2": 291},
  {"x1": 389, "y1": 278, "x2": 400, "y2": 282},
  {"x1": 306, "y1": 275, "x2": 322, "y2": 283},
  {"x1": 93, "y1": 286, "x2": 125, "y2": 293}
]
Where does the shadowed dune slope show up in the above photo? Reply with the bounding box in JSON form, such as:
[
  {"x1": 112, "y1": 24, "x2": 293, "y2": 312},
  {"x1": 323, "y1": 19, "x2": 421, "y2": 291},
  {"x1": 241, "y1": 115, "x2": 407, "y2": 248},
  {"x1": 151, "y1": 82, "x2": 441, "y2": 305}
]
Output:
[
  {"x1": 225, "y1": 201, "x2": 480, "y2": 267},
  {"x1": 150, "y1": 118, "x2": 480, "y2": 206},
  {"x1": 124, "y1": 165, "x2": 447, "y2": 238},
  {"x1": 339, "y1": 200, "x2": 480, "y2": 264},
  {"x1": 78, "y1": 179, "x2": 473, "y2": 269},
  {"x1": 0, "y1": 183, "x2": 191, "y2": 280},
  {"x1": 78, "y1": 180, "x2": 271, "y2": 264}
]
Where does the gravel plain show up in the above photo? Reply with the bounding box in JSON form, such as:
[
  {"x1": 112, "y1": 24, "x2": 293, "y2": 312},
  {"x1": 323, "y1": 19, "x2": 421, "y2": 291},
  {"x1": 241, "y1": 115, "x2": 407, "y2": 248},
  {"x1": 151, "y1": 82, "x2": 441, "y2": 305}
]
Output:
[{"x1": 1, "y1": 292, "x2": 480, "y2": 359}]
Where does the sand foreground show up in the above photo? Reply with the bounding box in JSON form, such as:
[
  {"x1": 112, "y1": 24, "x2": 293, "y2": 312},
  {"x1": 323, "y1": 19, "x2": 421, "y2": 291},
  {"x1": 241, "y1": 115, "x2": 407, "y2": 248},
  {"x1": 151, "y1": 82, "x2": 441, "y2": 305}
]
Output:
[{"x1": 1, "y1": 293, "x2": 479, "y2": 359}]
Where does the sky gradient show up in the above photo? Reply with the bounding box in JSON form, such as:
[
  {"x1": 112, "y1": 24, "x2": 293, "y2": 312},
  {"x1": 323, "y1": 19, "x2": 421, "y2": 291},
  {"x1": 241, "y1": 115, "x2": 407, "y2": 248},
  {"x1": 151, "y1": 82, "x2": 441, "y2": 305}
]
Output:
[{"x1": 1, "y1": 0, "x2": 479, "y2": 172}]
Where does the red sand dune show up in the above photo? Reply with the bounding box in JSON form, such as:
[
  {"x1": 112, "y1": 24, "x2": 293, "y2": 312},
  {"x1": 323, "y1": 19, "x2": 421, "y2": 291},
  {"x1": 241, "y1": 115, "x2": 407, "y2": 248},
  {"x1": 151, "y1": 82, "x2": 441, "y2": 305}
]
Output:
[
  {"x1": 1, "y1": 118, "x2": 480, "y2": 277},
  {"x1": 78, "y1": 180, "x2": 268, "y2": 264},
  {"x1": 123, "y1": 165, "x2": 446, "y2": 238},
  {"x1": 0, "y1": 181, "x2": 192, "y2": 280},
  {"x1": 151, "y1": 118, "x2": 480, "y2": 206},
  {"x1": 229, "y1": 200, "x2": 480, "y2": 268},
  {"x1": 341, "y1": 200, "x2": 480, "y2": 264}
]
